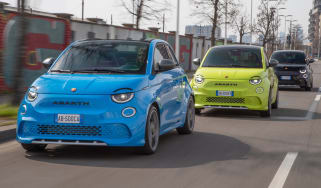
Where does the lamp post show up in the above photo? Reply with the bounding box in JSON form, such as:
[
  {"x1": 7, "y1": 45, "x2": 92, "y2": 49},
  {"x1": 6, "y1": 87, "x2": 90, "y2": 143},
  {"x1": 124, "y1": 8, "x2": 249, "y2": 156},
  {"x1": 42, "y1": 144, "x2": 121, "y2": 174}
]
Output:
[
  {"x1": 279, "y1": 14, "x2": 292, "y2": 50},
  {"x1": 250, "y1": 0, "x2": 253, "y2": 45},
  {"x1": 288, "y1": 19, "x2": 297, "y2": 50},
  {"x1": 276, "y1": 8, "x2": 286, "y2": 50},
  {"x1": 224, "y1": 0, "x2": 228, "y2": 45},
  {"x1": 175, "y1": 0, "x2": 180, "y2": 59}
]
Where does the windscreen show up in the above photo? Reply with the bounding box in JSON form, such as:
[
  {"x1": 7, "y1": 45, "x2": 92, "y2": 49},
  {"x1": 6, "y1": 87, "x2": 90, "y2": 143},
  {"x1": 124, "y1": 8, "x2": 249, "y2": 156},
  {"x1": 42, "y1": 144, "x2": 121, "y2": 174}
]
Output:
[
  {"x1": 202, "y1": 47, "x2": 263, "y2": 68},
  {"x1": 50, "y1": 42, "x2": 149, "y2": 74},
  {"x1": 271, "y1": 52, "x2": 306, "y2": 64}
]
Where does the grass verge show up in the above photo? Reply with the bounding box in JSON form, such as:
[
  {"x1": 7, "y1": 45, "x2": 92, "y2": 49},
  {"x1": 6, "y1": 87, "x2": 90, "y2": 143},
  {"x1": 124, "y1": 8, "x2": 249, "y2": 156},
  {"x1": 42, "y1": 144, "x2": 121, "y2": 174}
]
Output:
[{"x1": 0, "y1": 104, "x2": 18, "y2": 119}]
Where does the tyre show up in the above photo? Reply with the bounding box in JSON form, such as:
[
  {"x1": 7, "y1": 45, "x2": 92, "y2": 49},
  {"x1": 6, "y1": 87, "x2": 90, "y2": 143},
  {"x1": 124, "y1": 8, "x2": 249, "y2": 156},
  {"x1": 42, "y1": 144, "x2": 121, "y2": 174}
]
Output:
[
  {"x1": 195, "y1": 108, "x2": 202, "y2": 115},
  {"x1": 260, "y1": 91, "x2": 272, "y2": 117},
  {"x1": 177, "y1": 97, "x2": 195, "y2": 135},
  {"x1": 142, "y1": 105, "x2": 160, "y2": 154},
  {"x1": 21, "y1": 143, "x2": 47, "y2": 152},
  {"x1": 305, "y1": 84, "x2": 312, "y2": 91},
  {"x1": 272, "y1": 89, "x2": 279, "y2": 109}
]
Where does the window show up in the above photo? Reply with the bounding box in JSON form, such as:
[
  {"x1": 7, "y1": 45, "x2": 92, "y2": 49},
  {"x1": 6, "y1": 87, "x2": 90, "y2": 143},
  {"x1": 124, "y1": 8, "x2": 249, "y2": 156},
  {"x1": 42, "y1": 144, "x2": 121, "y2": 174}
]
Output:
[
  {"x1": 202, "y1": 47, "x2": 263, "y2": 68},
  {"x1": 87, "y1": 32, "x2": 96, "y2": 39},
  {"x1": 166, "y1": 45, "x2": 179, "y2": 65},
  {"x1": 154, "y1": 43, "x2": 174, "y2": 72},
  {"x1": 106, "y1": 32, "x2": 110, "y2": 40}
]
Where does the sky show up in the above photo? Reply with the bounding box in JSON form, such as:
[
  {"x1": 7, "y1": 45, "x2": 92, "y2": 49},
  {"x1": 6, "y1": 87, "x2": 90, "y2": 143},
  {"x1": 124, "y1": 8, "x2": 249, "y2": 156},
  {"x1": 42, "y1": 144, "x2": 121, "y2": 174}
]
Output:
[{"x1": 0, "y1": 0, "x2": 314, "y2": 39}]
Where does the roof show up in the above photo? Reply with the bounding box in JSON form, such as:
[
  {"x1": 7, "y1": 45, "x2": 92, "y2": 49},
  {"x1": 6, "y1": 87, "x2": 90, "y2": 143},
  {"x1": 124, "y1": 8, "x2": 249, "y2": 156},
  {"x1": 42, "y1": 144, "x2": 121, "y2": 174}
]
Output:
[
  {"x1": 213, "y1": 45, "x2": 262, "y2": 50},
  {"x1": 272, "y1": 50, "x2": 305, "y2": 54},
  {"x1": 73, "y1": 39, "x2": 155, "y2": 47}
]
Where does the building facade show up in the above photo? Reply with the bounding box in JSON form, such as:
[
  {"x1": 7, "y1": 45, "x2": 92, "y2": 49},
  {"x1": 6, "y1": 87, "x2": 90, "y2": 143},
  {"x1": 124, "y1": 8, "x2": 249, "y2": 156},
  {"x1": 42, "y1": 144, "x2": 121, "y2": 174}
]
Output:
[
  {"x1": 308, "y1": 0, "x2": 321, "y2": 56},
  {"x1": 185, "y1": 25, "x2": 221, "y2": 39}
]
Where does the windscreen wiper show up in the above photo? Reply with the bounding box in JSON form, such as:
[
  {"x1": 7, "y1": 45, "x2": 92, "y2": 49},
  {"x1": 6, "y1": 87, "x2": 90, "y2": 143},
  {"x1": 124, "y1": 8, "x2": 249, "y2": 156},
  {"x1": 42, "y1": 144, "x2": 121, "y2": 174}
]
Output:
[
  {"x1": 72, "y1": 68, "x2": 126, "y2": 73},
  {"x1": 50, "y1": 70, "x2": 72, "y2": 73}
]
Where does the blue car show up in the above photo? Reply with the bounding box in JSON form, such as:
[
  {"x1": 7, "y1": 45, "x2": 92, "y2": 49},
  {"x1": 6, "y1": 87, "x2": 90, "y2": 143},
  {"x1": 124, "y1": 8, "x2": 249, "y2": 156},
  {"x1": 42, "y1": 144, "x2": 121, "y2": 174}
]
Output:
[{"x1": 17, "y1": 39, "x2": 195, "y2": 154}]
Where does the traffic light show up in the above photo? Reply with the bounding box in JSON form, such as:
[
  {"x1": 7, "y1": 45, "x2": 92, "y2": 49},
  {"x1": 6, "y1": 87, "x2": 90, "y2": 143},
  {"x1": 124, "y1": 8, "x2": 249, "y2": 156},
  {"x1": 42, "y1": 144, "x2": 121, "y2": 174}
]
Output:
[{"x1": 287, "y1": 35, "x2": 291, "y2": 45}]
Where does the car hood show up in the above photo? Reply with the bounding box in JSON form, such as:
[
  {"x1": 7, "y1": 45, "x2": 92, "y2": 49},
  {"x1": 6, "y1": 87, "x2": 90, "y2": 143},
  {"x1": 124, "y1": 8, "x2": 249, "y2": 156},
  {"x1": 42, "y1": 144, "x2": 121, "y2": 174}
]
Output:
[
  {"x1": 196, "y1": 68, "x2": 265, "y2": 80},
  {"x1": 32, "y1": 74, "x2": 148, "y2": 95}
]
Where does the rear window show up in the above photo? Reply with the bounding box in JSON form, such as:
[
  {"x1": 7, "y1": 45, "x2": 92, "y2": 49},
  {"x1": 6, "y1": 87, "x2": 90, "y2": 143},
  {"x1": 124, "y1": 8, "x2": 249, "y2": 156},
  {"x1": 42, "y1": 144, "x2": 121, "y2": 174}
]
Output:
[
  {"x1": 202, "y1": 47, "x2": 263, "y2": 68},
  {"x1": 271, "y1": 52, "x2": 306, "y2": 64}
]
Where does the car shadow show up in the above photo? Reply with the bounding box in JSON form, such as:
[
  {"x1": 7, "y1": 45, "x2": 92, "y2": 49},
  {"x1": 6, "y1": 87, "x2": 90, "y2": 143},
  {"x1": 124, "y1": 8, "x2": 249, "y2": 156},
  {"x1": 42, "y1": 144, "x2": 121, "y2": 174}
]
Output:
[
  {"x1": 199, "y1": 108, "x2": 321, "y2": 122},
  {"x1": 24, "y1": 131, "x2": 250, "y2": 169},
  {"x1": 279, "y1": 87, "x2": 320, "y2": 92}
]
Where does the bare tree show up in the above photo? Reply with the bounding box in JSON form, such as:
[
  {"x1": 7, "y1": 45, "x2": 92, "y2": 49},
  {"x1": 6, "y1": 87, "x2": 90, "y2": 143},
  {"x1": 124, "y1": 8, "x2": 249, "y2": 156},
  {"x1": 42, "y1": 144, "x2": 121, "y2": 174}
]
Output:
[
  {"x1": 232, "y1": 10, "x2": 250, "y2": 44},
  {"x1": 190, "y1": 0, "x2": 238, "y2": 46},
  {"x1": 121, "y1": 0, "x2": 170, "y2": 29},
  {"x1": 11, "y1": 0, "x2": 29, "y2": 105},
  {"x1": 254, "y1": 0, "x2": 285, "y2": 48}
]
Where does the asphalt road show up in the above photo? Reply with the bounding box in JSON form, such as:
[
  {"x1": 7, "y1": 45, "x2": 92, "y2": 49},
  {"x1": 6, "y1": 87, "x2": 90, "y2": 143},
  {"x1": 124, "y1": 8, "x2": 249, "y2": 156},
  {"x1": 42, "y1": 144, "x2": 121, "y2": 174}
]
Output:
[{"x1": 1, "y1": 62, "x2": 321, "y2": 188}]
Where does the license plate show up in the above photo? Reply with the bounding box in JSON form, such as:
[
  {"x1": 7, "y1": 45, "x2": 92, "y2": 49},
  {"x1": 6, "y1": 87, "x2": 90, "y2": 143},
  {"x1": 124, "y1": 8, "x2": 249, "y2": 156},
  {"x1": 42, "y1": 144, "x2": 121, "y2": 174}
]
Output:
[
  {"x1": 281, "y1": 76, "x2": 291, "y2": 80},
  {"x1": 216, "y1": 90, "x2": 234, "y2": 97},
  {"x1": 56, "y1": 114, "x2": 80, "y2": 124}
]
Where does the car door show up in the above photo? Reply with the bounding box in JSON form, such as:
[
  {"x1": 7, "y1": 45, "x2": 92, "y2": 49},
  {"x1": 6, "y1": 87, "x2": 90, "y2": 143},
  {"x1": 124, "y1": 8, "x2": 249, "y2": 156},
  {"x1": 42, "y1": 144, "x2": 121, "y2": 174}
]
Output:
[
  {"x1": 264, "y1": 51, "x2": 277, "y2": 98},
  {"x1": 165, "y1": 44, "x2": 186, "y2": 122},
  {"x1": 150, "y1": 43, "x2": 181, "y2": 132}
]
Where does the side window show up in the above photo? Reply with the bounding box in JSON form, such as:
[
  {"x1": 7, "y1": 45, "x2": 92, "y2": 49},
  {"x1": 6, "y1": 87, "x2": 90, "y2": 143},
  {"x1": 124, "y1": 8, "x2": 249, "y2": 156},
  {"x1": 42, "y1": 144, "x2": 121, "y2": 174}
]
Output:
[
  {"x1": 166, "y1": 45, "x2": 179, "y2": 65},
  {"x1": 153, "y1": 43, "x2": 172, "y2": 73}
]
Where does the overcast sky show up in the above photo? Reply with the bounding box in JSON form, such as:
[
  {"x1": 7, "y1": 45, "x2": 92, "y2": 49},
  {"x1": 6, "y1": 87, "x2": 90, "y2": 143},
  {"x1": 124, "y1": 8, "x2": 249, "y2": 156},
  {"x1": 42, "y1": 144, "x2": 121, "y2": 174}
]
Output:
[{"x1": 0, "y1": 0, "x2": 314, "y2": 38}]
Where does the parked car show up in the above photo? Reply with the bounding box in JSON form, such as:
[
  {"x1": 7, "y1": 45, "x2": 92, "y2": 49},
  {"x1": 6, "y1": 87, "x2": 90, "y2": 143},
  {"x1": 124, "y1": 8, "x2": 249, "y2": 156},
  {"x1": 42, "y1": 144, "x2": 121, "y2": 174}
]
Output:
[
  {"x1": 190, "y1": 45, "x2": 279, "y2": 117},
  {"x1": 17, "y1": 39, "x2": 195, "y2": 154},
  {"x1": 271, "y1": 50, "x2": 314, "y2": 91}
]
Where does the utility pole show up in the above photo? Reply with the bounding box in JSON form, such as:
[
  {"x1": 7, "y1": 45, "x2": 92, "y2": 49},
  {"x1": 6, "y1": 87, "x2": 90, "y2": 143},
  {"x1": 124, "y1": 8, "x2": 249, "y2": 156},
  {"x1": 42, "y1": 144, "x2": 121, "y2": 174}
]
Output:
[
  {"x1": 175, "y1": 0, "x2": 180, "y2": 59},
  {"x1": 163, "y1": 14, "x2": 165, "y2": 33},
  {"x1": 111, "y1": 14, "x2": 113, "y2": 25},
  {"x1": 82, "y1": 0, "x2": 84, "y2": 21},
  {"x1": 318, "y1": 29, "x2": 321, "y2": 59},
  {"x1": 224, "y1": 0, "x2": 228, "y2": 45},
  {"x1": 132, "y1": 0, "x2": 135, "y2": 24}
]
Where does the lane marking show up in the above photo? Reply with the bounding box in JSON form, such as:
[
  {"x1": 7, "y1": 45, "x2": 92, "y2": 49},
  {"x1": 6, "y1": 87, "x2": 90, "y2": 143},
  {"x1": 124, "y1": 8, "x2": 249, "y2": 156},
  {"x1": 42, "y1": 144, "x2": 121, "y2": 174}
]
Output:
[
  {"x1": 315, "y1": 95, "x2": 321, "y2": 102},
  {"x1": 268, "y1": 152, "x2": 298, "y2": 188}
]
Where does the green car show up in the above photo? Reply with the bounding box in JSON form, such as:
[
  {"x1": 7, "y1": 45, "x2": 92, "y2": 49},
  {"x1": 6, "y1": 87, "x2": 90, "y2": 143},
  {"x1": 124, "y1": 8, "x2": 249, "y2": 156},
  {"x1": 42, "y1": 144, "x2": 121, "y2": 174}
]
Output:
[{"x1": 190, "y1": 45, "x2": 279, "y2": 117}]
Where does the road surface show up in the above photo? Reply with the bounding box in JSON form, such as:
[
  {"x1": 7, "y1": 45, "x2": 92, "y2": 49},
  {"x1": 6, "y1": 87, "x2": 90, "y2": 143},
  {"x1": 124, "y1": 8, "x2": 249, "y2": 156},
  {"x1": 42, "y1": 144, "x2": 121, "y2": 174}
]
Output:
[{"x1": 0, "y1": 62, "x2": 321, "y2": 188}]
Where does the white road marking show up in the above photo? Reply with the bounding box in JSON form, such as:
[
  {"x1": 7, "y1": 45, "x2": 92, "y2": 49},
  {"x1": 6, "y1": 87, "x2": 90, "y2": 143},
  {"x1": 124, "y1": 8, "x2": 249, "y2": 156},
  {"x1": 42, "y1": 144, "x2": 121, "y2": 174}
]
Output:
[
  {"x1": 268, "y1": 152, "x2": 298, "y2": 188},
  {"x1": 315, "y1": 95, "x2": 321, "y2": 102}
]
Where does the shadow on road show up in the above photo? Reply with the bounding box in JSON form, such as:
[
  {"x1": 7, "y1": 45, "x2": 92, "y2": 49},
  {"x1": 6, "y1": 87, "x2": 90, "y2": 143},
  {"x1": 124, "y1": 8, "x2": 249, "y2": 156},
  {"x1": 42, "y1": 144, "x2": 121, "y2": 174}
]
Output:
[
  {"x1": 200, "y1": 108, "x2": 321, "y2": 122},
  {"x1": 25, "y1": 131, "x2": 250, "y2": 168}
]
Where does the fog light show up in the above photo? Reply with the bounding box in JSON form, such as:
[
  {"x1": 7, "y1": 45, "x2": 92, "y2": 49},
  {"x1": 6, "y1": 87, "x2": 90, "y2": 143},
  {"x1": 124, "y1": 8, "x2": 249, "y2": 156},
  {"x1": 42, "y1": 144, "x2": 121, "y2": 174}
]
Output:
[
  {"x1": 21, "y1": 105, "x2": 27, "y2": 115},
  {"x1": 256, "y1": 87, "x2": 264, "y2": 94},
  {"x1": 303, "y1": 74, "x2": 308, "y2": 79},
  {"x1": 122, "y1": 107, "x2": 136, "y2": 118}
]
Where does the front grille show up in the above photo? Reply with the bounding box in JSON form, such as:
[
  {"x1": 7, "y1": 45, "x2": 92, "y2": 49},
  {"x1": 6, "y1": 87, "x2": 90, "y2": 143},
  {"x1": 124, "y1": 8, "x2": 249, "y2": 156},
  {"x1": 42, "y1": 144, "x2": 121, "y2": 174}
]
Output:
[
  {"x1": 21, "y1": 123, "x2": 131, "y2": 139},
  {"x1": 37, "y1": 125, "x2": 102, "y2": 136},
  {"x1": 213, "y1": 83, "x2": 238, "y2": 87},
  {"x1": 275, "y1": 67, "x2": 300, "y2": 71},
  {"x1": 206, "y1": 97, "x2": 245, "y2": 104}
]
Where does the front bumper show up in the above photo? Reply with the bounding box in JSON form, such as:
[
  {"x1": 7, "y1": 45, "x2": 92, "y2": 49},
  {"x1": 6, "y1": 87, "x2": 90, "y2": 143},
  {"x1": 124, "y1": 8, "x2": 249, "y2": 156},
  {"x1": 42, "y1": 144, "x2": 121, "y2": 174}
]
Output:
[
  {"x1": 16, "y1": 93, "x2": 149, "y2": 147},
  {"x1": 277, "y1": 72, "x2": 310, "y2": 87},
  {"x1": 192, "y1": 80, "x2": 269, "y2": 111}
]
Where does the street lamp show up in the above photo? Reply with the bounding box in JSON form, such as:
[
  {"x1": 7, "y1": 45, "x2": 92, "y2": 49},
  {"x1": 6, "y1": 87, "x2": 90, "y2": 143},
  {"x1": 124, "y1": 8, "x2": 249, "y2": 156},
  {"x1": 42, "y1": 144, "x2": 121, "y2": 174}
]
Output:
[
  {"x1": 276, "y1": 8, "x2": 286, "y2": 50},
  {"x1": 287, "y1": 19, "x2": 297, "y2": 50},
  {"x1": 175, "y1": 0, "x2": 180, "y2": 59},
  {"x1": 279, "y1": 14, "x2": 292, "y2": 50}
]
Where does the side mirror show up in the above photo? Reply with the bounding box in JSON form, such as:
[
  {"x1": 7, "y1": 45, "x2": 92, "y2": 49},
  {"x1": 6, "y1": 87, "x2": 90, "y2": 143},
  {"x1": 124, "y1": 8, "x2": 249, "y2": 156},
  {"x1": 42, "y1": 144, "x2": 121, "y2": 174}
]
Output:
[
  {"x1": 157, "y1": 59, "x2": 176, "y2": 72},
  {"x1": 193, "y1": 58, "x2": 201, "y2": 66},
  {"x1": 308, "y1": 59, "x2": 315, "y2": 64},
  {"x1": 42, "y1": 57, "x2": 55, "y2": 70},
  {"x1": 269, "y1": 59, "x2": 279, "y2": 67}
]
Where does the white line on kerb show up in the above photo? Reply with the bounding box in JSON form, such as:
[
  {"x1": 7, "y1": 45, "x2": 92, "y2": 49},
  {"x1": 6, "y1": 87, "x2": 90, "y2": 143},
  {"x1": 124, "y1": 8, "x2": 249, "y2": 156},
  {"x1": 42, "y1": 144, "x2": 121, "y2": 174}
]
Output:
[
  {"x1": 268, "y1": 152, "x2": 298, "y2": 188},
  {"x1": 315, "y1": 95, "x2": 321, "y2": 102}
]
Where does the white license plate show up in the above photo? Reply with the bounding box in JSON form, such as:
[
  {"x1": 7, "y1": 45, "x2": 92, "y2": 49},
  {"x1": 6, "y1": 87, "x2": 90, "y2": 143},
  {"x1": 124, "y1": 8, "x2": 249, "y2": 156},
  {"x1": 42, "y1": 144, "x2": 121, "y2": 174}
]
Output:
[
  {"x1": 56, "y1": 114, "x2": 80, "y2": 124},
  {"x1": 281, "y1": 76, "x2": 291, "y2": 80},
  {"x1": 216, "y1": 90, "x2": 234, "y2": 97}
]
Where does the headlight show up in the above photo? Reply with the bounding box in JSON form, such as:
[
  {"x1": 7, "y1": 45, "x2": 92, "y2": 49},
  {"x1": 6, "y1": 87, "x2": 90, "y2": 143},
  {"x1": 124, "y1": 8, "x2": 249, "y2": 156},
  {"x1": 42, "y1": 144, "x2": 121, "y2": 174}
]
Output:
[
  {"x1": 111, "y1": 93, "x2": 134, "y2": 104},
  {"x1": 300, "y1": 69, "x2": 307, "y2": 74},
  {"x1": 27, "y1": 86, "x2": 38, "y2": 102},
  {"x1": 195, "y1": 75, "x2": 204, "y2": 84},
  {"x1": 249, "y1": 77, "x2": 262, "y2": 85}
]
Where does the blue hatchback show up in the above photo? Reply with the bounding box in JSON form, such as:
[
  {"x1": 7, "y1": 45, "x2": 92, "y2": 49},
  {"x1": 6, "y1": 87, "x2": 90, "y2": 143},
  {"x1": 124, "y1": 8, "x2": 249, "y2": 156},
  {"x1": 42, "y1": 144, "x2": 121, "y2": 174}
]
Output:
[{"x1": 17, "y1": 39, "x2": 195, "y2": 154}]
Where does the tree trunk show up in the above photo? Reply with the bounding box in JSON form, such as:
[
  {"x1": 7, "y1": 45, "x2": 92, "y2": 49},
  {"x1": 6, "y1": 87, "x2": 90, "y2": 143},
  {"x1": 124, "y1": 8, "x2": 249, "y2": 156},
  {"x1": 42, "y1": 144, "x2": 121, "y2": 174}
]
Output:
[
  {"x1": 211, "y1": 0, "x2": 219, "y2": 46},
  {"x1": 11, "y1": 0, "x2": 28, "y2": 105},
  {"x1": 239, "y1": 33, "x2": 243, "y2": 44},
  {"x1": 135, "y1": 0, "x2": 144, "y2": 29}
]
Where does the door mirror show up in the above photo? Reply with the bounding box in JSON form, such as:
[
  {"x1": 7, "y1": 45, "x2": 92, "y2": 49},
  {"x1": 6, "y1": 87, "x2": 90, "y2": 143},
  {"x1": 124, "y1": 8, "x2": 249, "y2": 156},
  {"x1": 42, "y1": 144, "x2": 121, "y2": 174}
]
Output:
[
  {"x1": 269, "y1": 59, "x2": 279, "y2": 67},
  {"x1": 157, "y1": 59, "x2": 176, "y2": 72},
  {"x1": 308, "y1": 59, "x2": 315, "y2": 64},
  {"x1": 193, "y1": 58, "x2": 201, "y2": 66},
  {"x1": 42, "y1": 57, "x2": 55, "y2": 70}
]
